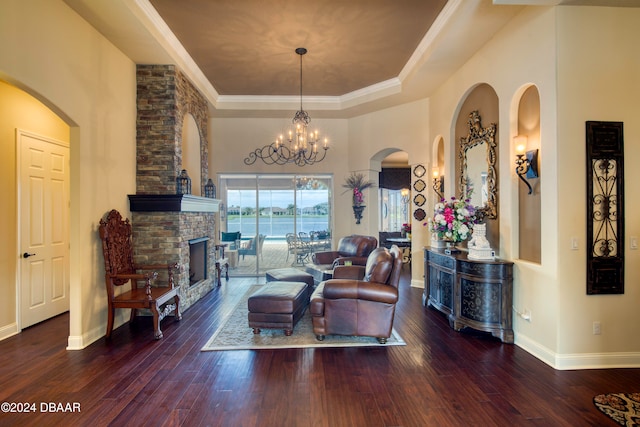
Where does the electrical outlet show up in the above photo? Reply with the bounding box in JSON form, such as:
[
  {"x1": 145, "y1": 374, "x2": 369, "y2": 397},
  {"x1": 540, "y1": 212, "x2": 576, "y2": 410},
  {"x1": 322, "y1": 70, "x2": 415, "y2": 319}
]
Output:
[
  {"x1": 631, "y1": 236, "x2": 638, "y2": 250},
  {"x1": 593, "y1": 321, "x2": 601, "y2": 335}
]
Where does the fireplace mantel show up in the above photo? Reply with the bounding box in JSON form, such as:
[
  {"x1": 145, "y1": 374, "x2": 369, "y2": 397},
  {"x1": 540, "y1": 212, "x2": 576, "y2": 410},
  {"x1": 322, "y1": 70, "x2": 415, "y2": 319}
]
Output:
[{"x1": 128, "y1": 194, "x2": 220, "y2": 213}]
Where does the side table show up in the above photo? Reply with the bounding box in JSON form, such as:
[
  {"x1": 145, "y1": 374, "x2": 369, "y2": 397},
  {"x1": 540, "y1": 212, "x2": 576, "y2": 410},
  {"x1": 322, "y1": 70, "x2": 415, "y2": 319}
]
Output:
[{"x1": 227, "y1": 249, "x2": 238, "y2": 269}]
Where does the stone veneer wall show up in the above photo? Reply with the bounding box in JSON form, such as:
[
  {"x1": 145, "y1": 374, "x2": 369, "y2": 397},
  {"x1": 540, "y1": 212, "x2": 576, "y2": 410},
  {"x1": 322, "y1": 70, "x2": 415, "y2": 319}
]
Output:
[
  {"x1": 133, "y1": 65, "x2": 216, "y2": 312},
  {"x1": 136, "y1": 64, "x2": 209, "y2": 195},
  {"x1": 131, "y1": 212, "x2": 216, "y2": 311}
]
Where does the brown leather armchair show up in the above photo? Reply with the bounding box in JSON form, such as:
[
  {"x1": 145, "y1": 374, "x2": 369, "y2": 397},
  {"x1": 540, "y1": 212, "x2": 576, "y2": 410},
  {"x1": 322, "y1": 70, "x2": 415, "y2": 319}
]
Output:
[
  {"x1": 305, "y1": 234, "x2": 378, "y2": 284},
  {"x1": 309, "y1": 246, "x2": 402, "y2": 344}
]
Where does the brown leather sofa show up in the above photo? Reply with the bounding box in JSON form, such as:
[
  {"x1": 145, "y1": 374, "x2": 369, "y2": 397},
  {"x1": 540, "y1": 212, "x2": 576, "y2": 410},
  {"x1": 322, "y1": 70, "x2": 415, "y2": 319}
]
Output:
[
  {"x1": 305, "y1": 234, "x2": 378, "y2": 284},
  {"x1": 309, "y1": 245, "x2": 402, "y2": 343}
]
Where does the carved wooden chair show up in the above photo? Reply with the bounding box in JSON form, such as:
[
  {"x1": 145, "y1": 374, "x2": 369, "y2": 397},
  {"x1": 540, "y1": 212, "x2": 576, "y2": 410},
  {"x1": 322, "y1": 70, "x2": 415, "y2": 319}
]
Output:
[{"x1": 99, "y1": 209, "x2": 181, "y2": 340}]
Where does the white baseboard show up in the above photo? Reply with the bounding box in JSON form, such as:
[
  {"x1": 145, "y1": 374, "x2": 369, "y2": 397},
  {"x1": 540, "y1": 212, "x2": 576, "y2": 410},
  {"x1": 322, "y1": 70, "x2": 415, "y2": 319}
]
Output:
[
  {"x1": 555, "y1": 351, "x2": 640, "y2": 370},
  {"x1": 0, "y1": 322, "x2": 19, "y2": 342},
  {"x1": 66, "y1": 323, "x2": 105, "y2": 350},
  {"x1": 515, "y1": 333, "x2": 640, "y2": 370},
  {"x1": 66, "y1": 314, "x2": 128, "y2": 350},
  {"x1": 410, "y1": 279, "x2": 424, "y2": 288},
  {"x1": 514, "y1": 333, "x2": 557, "y2": 368}
]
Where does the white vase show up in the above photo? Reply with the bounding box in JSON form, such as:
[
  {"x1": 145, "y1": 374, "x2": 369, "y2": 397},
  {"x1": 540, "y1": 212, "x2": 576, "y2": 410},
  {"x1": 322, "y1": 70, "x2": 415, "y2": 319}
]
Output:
[{"x1": 430, "y1": 235, "x2": 446, "y2": 249}]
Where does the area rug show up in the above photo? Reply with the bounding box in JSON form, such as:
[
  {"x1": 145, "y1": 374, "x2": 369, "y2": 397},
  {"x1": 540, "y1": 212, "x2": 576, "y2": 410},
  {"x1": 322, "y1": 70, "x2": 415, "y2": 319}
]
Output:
[
  {"x1": 202, "y1": 285, "x2": 406, "y2": 351},
  {"x1": 593, "y1": 393, "x2": 640, "y2": 426}
]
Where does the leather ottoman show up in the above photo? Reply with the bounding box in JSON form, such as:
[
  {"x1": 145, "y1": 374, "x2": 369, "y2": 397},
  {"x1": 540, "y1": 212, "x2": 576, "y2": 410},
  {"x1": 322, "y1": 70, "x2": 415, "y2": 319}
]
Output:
[
  {"x1": 265, "y1": 268, "x2": 315, "y2": 291},
  {"x1": 248, "y1": 281, "x2": 309, "y2": 336}
]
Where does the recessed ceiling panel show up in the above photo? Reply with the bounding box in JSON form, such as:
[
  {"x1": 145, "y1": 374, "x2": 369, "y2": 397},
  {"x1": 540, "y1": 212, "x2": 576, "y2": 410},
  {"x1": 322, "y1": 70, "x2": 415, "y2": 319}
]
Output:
[{"x1": 149, "y1": 0, "x2": 447, "y2": 96}]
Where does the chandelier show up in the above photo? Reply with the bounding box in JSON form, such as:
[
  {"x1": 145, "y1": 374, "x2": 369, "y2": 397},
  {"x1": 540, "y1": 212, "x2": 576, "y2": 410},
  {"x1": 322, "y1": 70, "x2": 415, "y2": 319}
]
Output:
[{"x1": 244, "y1": 48, "x2": 329, "y2": 167}]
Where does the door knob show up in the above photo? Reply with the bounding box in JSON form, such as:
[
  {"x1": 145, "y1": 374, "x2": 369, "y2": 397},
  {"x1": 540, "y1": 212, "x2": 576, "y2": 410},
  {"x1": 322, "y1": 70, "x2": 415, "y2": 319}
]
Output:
[{"x1": 23, "y1": 252, "x2": 36, "y2": 258}]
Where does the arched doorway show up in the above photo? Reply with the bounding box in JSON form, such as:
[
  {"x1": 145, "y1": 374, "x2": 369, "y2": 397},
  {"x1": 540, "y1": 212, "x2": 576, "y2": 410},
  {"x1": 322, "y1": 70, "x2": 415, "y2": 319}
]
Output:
[{"x1": 0, "y1": 80, "x2": 71, "y2": 339}]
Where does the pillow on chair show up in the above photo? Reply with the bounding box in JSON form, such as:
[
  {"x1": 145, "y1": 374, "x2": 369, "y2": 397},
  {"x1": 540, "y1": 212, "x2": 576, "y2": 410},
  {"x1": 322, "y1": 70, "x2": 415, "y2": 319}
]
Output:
[{"x1": 364, "y1": 248, "x2": 393, "y2": 283}]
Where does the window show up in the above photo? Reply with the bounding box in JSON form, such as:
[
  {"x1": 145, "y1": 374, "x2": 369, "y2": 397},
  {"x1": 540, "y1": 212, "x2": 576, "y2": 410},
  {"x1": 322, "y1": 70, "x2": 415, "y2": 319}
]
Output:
[
  {"x1": 219, "y1": 174, "x2": 332, "y2": 276},
  {"x1": 379, "y1": 188, "x2": 408, "y2": 231}
]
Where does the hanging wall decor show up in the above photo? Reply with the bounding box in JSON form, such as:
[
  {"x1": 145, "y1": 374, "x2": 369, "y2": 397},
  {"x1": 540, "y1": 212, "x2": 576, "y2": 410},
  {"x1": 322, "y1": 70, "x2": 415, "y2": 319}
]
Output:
[
  {"x1": 413, "y1": 164, "x2": 426, "y2": 178},
  {"x1": 586, "y1": 121, "x2": 624, "y2": 295},
  {"x1": 413, "y1": 179, "x2": 426, "y2": 192},
  {"x1": 413, "y1": 208, "x2": 426, "y2": 221}
]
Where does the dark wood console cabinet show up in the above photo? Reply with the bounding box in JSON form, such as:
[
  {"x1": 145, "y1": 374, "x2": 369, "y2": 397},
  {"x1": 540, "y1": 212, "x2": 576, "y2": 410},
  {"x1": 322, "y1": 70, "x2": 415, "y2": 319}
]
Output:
[{"x1": 423, "y1": 248, "x2": 514, "y2": 343}]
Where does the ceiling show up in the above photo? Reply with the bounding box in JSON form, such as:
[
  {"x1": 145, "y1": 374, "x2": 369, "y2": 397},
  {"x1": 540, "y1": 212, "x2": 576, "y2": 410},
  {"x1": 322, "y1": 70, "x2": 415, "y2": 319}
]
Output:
[
  {"x1": 64, "y1": 0, "x2": 637, "y2": 118},
  {"x1": 147, "y1": 0, "x2": 447, "y2": 97}
]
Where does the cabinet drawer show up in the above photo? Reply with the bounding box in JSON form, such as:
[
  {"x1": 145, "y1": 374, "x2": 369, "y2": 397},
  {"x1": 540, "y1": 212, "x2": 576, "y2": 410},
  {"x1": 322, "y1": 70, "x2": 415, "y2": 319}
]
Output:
[
  {"x1": 459, "y1": 260, "x2": 511, "y2": 279},
  {"x1": 428, "y1": 251, "x2": 455, "y2": 270}
]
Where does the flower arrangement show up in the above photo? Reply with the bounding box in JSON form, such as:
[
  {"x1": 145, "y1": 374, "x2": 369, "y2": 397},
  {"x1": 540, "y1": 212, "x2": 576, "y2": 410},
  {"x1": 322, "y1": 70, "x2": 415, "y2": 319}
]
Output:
[
  {"x1": 401, "y1": 223, "x2": 411, "y2": 233},
  {"x1": 342, "y1": 172, "x2": 375, "y2": 206},
  {"x1": 425, "y1": 196, "x2": 477, "y2": 243},
  {"x1": 353, "y1": 188, "x2": 364, "y2": 205}
]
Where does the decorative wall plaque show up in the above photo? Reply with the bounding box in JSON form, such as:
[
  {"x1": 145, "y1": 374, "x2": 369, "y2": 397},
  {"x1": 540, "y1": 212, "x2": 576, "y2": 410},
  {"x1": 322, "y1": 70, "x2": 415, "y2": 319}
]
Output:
[
  {"x1": 413, "y1": 208, "x2": 426, "y2": 221},
  {"x1": 413, "y1": 194, "x2": 426, "y2": 207},
  {"x1": 413, "y1": 164, "x2": 426, "y2": 178},
  {"x1": 586, "y1": 121, "x2": 624, "y2": 295},
  {"x1": 413, "y1": 179, "x2": 426, "y2": 192}
]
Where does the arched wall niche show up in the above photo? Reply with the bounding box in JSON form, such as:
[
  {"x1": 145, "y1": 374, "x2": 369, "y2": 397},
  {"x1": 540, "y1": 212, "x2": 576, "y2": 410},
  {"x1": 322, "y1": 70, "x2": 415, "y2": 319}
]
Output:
[
  {"x1": 182, "y1": 113, "x2": 202, "y2": 195},
  {"x1": 515, "y1": 85, "x2": 541, "y2": 263},
  {"x1": 453, "y1": 83, "x2": 500, "y2": 250},
  {"x1": 432, "y1": 136, "x2": 445, "y2": 202},
  {"x1": 173, "y1": 68, "x2": 209, "y2": 195}
]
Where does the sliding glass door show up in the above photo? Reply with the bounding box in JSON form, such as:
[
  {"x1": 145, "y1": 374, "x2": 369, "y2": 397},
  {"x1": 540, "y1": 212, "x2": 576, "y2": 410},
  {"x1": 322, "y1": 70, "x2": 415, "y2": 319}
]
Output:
[{"x1": 220, "y1": 174, "x2": 332, "y2": 276}]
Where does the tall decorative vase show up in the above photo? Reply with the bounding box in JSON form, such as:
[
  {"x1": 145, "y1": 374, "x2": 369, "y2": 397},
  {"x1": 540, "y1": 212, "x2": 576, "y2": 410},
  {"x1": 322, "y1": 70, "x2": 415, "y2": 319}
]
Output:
[{"x1": 352, "y1": 205, "x2": 365, "y2": 224}]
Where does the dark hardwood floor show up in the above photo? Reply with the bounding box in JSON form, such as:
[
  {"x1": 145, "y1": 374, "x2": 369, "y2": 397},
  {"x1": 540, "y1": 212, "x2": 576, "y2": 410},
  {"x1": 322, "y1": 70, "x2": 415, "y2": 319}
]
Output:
[{"x1": 1, "y1": 264, "x2": 637, "y2": 426}]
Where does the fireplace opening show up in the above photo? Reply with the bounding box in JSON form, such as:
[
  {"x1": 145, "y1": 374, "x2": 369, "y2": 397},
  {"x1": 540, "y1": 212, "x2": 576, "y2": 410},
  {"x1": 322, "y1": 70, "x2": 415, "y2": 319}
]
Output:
[{"x1": 189, "y1": 237, "x2": 209, "y2": 285}]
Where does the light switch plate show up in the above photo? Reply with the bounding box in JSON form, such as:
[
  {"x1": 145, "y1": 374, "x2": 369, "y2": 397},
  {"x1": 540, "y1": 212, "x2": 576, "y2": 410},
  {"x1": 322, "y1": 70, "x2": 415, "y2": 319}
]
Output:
[{"x1": 571, "y1": 237, "x2": 579, "y2": 250}]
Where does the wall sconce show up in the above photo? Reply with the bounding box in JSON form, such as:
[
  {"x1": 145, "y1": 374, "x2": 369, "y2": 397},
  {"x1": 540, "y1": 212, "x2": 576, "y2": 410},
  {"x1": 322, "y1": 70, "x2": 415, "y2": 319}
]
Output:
[
  {"x1": 514, "y1": 136, "x2": 539, "y2": 195},
  {"x1": 400, "y1": 188, "x2": 410, "y2": 204},
  {"x1": 432, "y1": 167, "x2": 444, "y2": 200}
]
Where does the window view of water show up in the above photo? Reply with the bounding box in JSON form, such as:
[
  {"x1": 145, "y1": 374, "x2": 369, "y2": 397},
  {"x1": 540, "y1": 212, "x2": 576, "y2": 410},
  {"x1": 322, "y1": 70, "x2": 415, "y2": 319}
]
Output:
[{"x1": 227, "y1": 216, "x2": 329, "y2": 239}]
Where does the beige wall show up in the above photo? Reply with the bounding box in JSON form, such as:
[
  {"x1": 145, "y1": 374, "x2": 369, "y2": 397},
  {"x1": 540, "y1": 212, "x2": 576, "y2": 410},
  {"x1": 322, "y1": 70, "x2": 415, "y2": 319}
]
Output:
[
  {"x1": 555, "y1": 6, "x2": 640, "y2": 360},
  {"x1": 0, "y1": 0, "x2": 137, "y2": 348},
  {"x1": 209, "y1": 117, "x2": 351, "y2": 240},
  {"x1": 347, "y1": 99, "x2": 430, "y2": 286},
  {"x1": 428, "y1": 5, "x2": 640, "y2": 368},
  {"x1": 210, "y1": 99, "x2": 430, "y2": 285},
  {"x1": 1, "y1": 0, "x2": 639, "y2": 368},
  {"x1": 428, "y1": 6, "x2": 560, "y2": 360},
  {"x1": 0, "y1": 81, "x2": 70, "y2": 337},
  {"x1": 209, "y1": 100, "x2": 428, "y2": 286}
]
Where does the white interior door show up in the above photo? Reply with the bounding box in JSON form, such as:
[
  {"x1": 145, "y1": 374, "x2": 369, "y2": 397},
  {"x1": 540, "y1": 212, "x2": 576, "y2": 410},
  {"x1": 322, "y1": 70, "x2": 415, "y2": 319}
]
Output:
[{"x1": 18, "y1": 130, "x2": 70, "y2": 329}]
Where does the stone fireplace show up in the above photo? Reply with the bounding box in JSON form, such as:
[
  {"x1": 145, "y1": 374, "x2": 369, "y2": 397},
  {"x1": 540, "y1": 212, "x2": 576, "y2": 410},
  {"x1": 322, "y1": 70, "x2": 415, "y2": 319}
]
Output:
[{"x1": 129, "y1": 64, "x2": 219, "y2": 312}]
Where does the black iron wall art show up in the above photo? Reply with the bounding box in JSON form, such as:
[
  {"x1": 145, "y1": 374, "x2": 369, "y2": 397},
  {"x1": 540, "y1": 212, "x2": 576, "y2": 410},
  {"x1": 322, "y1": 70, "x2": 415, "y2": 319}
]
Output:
[{"x1": 586, "y1": 121, "x2": 624, "y2": 295}]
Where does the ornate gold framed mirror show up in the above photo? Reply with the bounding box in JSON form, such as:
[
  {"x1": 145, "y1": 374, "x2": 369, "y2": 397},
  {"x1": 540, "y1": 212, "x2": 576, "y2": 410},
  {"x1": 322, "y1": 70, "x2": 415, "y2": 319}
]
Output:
[{"x1": 458, "y1": 111, "x2": 497, "y2": 219}]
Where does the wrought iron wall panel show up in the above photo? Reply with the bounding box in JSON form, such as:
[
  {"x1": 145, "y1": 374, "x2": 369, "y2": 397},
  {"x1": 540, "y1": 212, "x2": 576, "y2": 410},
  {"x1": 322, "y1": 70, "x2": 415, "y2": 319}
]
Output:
[{"x1": 586, "y1": 121, "x2": 624, "y2": 295}]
